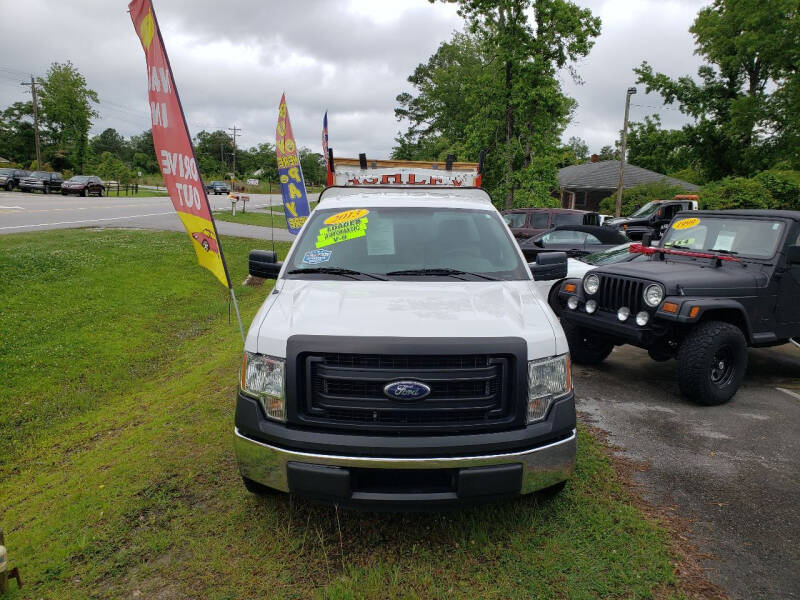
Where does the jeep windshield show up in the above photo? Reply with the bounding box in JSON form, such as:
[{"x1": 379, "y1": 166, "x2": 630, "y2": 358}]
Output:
[
  {"x1": 286, "y1": 206, "x2": 529, "y2": 281},
  {"x1": 661, "y1": 216, "x2": 785, "y2": 259}
]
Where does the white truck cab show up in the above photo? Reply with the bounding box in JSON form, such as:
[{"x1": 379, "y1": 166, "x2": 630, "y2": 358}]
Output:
[{"x1": 235, "y1": 160, "x2": 576, "y2": 509}]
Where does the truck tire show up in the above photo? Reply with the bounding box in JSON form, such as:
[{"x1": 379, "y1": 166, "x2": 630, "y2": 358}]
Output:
[
  {"x1": 562, "y1": 321, "x2": 613, "y2": 365},
  {"x1": 677, "y1": 320, "x2": 747, "y2": 405},
  {"x1": 241, "y1": 476, "x2": 280, "y2": 496}
]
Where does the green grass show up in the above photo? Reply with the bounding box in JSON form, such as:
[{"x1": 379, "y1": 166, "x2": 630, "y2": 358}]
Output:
[
  {"x1": 103, "y1": 188, "x2": 168, "y2": 198},
  {"x1": 214, "y1": 201, "x2": 318, "y2": 228},
  {"x1": 0, "y1": 229, "x2": 686, "y2": 599}
]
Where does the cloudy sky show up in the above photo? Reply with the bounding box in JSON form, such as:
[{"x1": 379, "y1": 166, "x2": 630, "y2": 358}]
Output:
[{"x1": 0, "y1": 0, "x2": 706, "y2": 159}]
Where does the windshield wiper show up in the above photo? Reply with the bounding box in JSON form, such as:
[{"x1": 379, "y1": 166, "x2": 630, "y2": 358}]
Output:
[
  {"x1": 385, "y1": 268, "x2": 498, "y2": 281},
  {"x1": 710, "y1": 248, "x2": 739, "y2": 256},
  {"x1": 286, "y1": 267, "x2": 387, "y2": 280}
]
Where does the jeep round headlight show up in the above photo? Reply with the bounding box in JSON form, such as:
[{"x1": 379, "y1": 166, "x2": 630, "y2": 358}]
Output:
[
  {"x1": 583, "y1": 274, "x2": 600, "y2": 295},
  {"x1": 240, "y1": 352, "x2": 286, "y2": 421},
  {"x1": 643, "y1": 284, "x2": 664, "y2": 307},
  {"x1": 527, "y1": 354, "x2": 571, "y2": 423}
]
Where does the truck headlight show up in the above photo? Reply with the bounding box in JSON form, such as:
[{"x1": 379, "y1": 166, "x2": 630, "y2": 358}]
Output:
[
  {"x1": 583, "y1": 274, "x2": 600, "y2": 295},
  {"x1": 240, "y1": 352, "x2": 286, "y2": 422},
  {"x1": 643, "y1": 284, "x2": 664, "y2": 307},
  {"x1": 527, "y1": 354, "x2": 571, "y2": 423}
]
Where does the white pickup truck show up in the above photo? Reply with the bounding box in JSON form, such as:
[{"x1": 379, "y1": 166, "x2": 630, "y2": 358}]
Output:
[{"x1": 235, "y1": 159, "x2": 576, "y2": 509}]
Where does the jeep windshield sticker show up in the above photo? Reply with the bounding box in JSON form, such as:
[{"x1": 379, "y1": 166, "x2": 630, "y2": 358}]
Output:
[
  {"x1": 324, "y1": 209, "x2": 369, "y2": 226},
  {"x1": 672, "y1": 217, "x2": 700, "y2": 230},
  {"x1": 302, "y1": 249, "x2": 332, "y2": 264},
  {"x1": 316, "y1": 216, "x2": 368, "y2": 248}
]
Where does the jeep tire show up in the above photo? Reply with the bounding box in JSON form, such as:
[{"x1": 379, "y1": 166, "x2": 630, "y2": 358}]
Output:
[
  {"x1": 677, "y1": 320, "x2": 747, "y2": 405},
  {"x1": 562, "y1": 321, "x2": 614, "y2": 365}
]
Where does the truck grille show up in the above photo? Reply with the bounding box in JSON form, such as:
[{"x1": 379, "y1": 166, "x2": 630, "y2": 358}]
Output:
[
  {"x1": 296, "y1": 352, "x2": 516, "y2": 433},
  {"x1": 596, "y1": 274, "x2": 645, "y2": 313}
]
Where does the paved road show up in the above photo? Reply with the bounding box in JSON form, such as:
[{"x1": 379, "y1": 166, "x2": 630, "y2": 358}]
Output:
[
  {"x1": 0, "y1": 190, "x2": 314, "y2": 242},
  {"x1": 575, "y1": 344, "x2": 800, "y2": 600}
]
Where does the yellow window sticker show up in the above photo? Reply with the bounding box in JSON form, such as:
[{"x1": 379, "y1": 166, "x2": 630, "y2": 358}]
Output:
[
  {"x1": 672, "y1": 217, "x2": 700, "y2": 230},
  {"x1": 316, "y1": 216, "x2": 368, "y2": 248},
  {"x1": 324, "y1": 209, "x2": 369, "y2": 226}
]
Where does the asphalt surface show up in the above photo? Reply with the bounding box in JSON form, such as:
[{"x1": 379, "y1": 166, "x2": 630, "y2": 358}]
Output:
[
  {"x1": 575, "y1": 343, "x2": 800, "y2": 600},
  {"x1": 3, "y1": 187, "x2": 798, "y2": 598},
  {"x1": 0, "y1": 189, "x2": 311, "y2": 242}
]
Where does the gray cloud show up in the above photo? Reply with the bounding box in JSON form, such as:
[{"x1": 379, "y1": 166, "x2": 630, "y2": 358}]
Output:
[{"x1": 0, "y1": 0, "x2": 706, "y2": 160}]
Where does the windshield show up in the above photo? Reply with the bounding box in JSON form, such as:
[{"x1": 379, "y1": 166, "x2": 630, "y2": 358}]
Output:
[
  {"x1": 581, "y1": 243, "x2": 633, "y2": 265},
  {"x1": 503, "y1": 213, "x2": 526, "y2": 227},
  {"x1": 30, "y1": 171, "x2": 50, "y2": 178},
  {"x1": 286, "y1": 206, "x2": 529, "y2": 281},
  {"x1": 629, "y1": 201, "x2": 660, "y2": 219},
  {"x1": 0, "y1": 168, "x2": 13, "y2": 175},
  {"x1": 661, "y1": 216, "x2": 785, "y2": 259},
  {"x1": 69, "y1": 176, "x2": 90, "y2": 182}
]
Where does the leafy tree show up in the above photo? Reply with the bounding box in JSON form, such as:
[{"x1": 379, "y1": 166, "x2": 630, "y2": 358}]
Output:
[
  {"x1": 94, "y1": 151, "x2": 132, "y2": 184},
  {"x1": 0, "y1": 102, "x2": 36, "y2": 164},
  {"x1": 90, "y1": 128, "x2": 127, "y2": 161},
  {"x1": 129, "y1": 129, "x2": 158, "y2": 174},
  {"x1": 635, "y1": 0, "x2": 800, "y2": 180},
  {"x1": 37, "y1": 61, "x2": 99, "y2": 173},
  {"x1": 396, "y1": 2, "x2": 601, "y2": 208},
  {"x1": 193, "y1": 129, "x2": 234, "y2": 176},
  {"x1": 597, "y1": 145, "x2": 618, "y2": 161},
  {"x1": 625, "y1": 115, "x2": 695, "y2": 176},
  {"x1": 700, "y1": 177, "x2": 774, "y2": 210},
  {"x1": 753, "y1": 170, "x2": 800, "y2": 209},
  {"x1": 299, "y1": 149, "x2": 324, "y2": 186}
]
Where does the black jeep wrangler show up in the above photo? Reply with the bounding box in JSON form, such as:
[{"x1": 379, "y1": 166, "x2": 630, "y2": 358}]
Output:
[
  {"x1": 559, "y1": 210, "x2": 800, "y2": 405},
  {"x1": 605, "y1": 196, "x2": 698, "y2": 241}
]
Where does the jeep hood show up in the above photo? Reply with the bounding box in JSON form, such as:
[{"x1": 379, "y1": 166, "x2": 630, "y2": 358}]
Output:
[
  {"x1": 249, "y1": 279, "x2": 565, "y2": 360},
  {"x1": 594, "y1": 259, "x2": 766, "y2": 296}
]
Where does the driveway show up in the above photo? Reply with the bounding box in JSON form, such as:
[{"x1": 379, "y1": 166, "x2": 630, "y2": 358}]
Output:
[
  {"x1": 574, "y1": 344, "x2": 800, "y2": 599},
  {"x1": 0, "y1": 190, "x2": 313, "y2": 242}
]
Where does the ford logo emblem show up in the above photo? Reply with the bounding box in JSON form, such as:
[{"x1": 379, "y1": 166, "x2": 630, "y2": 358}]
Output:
[{"x1": 383, "y1": 380, "x2": 431, "y2": 401}]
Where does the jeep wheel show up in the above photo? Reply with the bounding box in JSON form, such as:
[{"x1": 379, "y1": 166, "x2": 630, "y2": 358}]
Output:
[
  {"x1": 241, "y1": 476, "x2": 280, "y2": 496},
  {"x1": 562, "y1": 321, "x2": 614, "y2": 365},
  {"x1": 677, "y1": 321, "x2": 747, "y2": 405},
  {"x1": 5, "y1": 182, "x2": 12, "y2": 191}
]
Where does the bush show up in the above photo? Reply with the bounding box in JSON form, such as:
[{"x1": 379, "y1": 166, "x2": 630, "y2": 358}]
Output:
[
  {"x1": 699, "y1": 177, "x2": 775, "y2": 210},
  {"x1": 753, "y1": 171, "x2": 800, "y2": 210},
  {"x1": 598, "y1": 180, "x2": 689, "y2": 216}
]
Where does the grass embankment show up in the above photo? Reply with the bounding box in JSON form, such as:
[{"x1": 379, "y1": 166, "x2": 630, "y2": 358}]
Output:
[
  {"x1": 1, "y1": 229, "x2": 684, "y2": 599},
  {"x1": 214, "y1": 201, "x2": 318, "y2": 229}
]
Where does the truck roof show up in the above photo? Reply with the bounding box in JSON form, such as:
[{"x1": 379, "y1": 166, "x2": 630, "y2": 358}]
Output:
[{"x1": 317, "y1": 186, "x2": 495, "y2": 211}]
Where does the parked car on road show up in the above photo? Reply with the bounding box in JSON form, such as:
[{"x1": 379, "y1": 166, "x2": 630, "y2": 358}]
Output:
[
  {"x1": 60, "y1": 175, "x2": 105, "y2": 197},
  {"x1": 559, "y1": 210, "x2": 800, "y2": 405},
  {"x1": 19, "y1": 171, "x2": 62, "y2": 194},
  {"x1": 518, "y1": 225, "x2": 629, "y2": 262},
  {"x1": 206, "y1": 181, "x2": 230, "y2": 195},
  {"x1": 502, "y1": 207, "x2": 600, "y2": 239},
  {"x1": 236, "y1": 159, "x2": 576, "y2": 509},
  {"x1": 604, "y1": 195, "x2": 699, "y2": 240},
  {"x1": 0, "y1": 168, "x2": 29, "y2": 191}
]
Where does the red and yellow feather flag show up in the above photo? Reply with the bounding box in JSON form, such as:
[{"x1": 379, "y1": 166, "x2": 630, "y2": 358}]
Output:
[{"x1": 128, "y1": 0, "x2": 231, "y2": 288}]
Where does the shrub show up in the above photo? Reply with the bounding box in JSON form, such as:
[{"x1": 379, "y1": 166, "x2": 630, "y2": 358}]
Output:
[
  {"x1": 598, "y1": 180, "x2": 689, "y2": 216},
  {"x1": 700, "y1": 177, "x2": 775, "y2": 210},
  {"x1": 753, "y1": 171, "x2": 800, "y2": 210}
]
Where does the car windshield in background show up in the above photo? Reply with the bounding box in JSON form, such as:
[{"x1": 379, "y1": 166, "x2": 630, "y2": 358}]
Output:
[
  {"x1": 0, "y1": 168, "x2": 14, "y2": 175},
  {"x1": 69, "y1": 176, "x2": 90, "y2": 182},
  {"x1": 661, "y1": 216, "x2": 785, "y2": 259},
  {"x1": 287, "y1": 207, "x2": 529, "y2": 281},
  {"x1": 29, "y1": 171, "x2": 50, "y2": 178},
  {"x1": 503, "y1": 213, "x2": 526, "y2": 227},
  {"x1": 629, "y1": 201, "x2": 659, "y2": 219},
  {"x1": 580, "y1": 243, "x2": 633, "y2": 265}
]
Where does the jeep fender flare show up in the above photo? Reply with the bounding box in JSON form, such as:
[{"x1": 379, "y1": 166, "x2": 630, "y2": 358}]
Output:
[{"x1": 672, "y1": 299, "x2": 753, "y2": 344}]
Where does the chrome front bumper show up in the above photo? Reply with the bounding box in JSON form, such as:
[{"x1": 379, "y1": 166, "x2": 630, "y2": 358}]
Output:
[{"x1": 234, "y1": 427, "x2": 577, "y2": 498}]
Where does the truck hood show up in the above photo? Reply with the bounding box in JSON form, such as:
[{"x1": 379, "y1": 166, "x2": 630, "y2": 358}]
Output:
[
  {"x1": 594, "y1": 258, "x2": 766, "y2": 296},
  {"x1": 249, "y1": 279, "x2": 565, "y2": 360}
]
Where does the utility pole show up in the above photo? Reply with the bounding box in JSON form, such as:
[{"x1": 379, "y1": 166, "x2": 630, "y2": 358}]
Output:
[
  {"x1": 615, "y1": 86, "x2": 637, "y2": 217},
  {"x1": 20, "y1": 76, "x2": 42, "y2": 169},
  {"x1": 228, "y1": 125, "x2": 240, "y2": 190}
]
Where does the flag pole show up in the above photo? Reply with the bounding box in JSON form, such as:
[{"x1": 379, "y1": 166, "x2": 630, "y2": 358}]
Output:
[{"x1": 230, "y1": 287, "x2": 245, "y2": 343}]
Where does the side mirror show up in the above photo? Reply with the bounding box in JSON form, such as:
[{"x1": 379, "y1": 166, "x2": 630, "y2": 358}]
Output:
[
  {"x1": 641, "y1": 232, "x2": 652, "y2": 248},
  {"x1": 530, "y1": 251, "x2": 567, "y2": 281},
  {"x1": 249, "y1": 249, "x2": 282, "y2": 279},
  {"x1": 788, "y1": 245, "x2": 800, "y2": 265}
]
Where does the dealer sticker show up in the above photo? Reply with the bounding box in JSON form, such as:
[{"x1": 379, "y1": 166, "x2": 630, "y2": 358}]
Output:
[
  {"x1": 324, "y1": 209, "x2": 369, "y2": 226},
  {"x1": 672, "y1": 217, "x2": 700, "y2": 230},
  {"x1": 302, "y1": 249, "x2": 332, "y2": 265},
  {"x1": 316, "y1": 217, "x2": 368, "y2": 248}
]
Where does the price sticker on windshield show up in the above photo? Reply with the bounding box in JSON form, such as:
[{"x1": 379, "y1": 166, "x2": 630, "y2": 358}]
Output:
[
  {"x1": 672, "y1": 217, "x2": 700, "y2": 230},
  {"x1": 316, "y1": 216, "x2": 369, "y2": 248},
  {"x1": 324, "y1": 209, "x2": 369, "y2": 226}
]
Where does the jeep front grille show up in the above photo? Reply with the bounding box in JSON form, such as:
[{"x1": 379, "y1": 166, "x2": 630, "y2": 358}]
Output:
[{"x1": 596, "y1": 275, "x2": 645, "y2": 313}]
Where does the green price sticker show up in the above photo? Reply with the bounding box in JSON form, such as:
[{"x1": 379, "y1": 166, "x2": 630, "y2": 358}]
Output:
[{"x1": 316, "y1": 217, "x2": 368, "y2": 248}]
